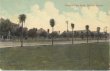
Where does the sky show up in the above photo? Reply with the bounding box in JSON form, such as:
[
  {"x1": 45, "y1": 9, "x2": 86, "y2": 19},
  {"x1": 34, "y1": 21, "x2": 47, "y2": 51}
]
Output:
[{"x1": 0, "y1": 0, "x2": 110, "y2": 32}]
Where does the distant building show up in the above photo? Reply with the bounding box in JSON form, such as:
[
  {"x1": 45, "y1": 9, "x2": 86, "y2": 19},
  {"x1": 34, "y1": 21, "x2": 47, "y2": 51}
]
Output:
[{"x1": 61, "y1": 30, "x2": 107, "y2": 38}]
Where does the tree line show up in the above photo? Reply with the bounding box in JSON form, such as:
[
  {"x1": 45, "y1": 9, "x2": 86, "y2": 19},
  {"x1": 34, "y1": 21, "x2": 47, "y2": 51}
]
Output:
[{"x1": 0, "y1": 14, "x2": 109, "y2": 47}]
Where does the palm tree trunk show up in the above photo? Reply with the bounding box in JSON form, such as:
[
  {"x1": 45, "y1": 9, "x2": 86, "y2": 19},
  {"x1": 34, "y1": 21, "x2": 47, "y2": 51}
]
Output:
[
  {"x1": 52, "y1": 27, "x2": 54, "y2": 46},
  {"x1": 21, "y1": 22, "x2": 23, "y2": 47},
  {"x1": 72, "y1": 29, "x2": 74, "y2": 44},
  {"x1": 87, "y1": 31, "x2": 88, "y2": 43},
  {"x1": 97, "y1": 32, "x2": 99, "y2": 43}
]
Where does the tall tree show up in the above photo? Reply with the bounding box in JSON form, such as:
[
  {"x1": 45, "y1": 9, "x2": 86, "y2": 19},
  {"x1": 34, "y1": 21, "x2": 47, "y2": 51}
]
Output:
[
  {"x1": 85, "y1": 25, "x2": 89, "y2": 43},
  {"x1": 28, "y1": 28, "x2": 37, "y2": 39},
  {"x1": 50, "y1": 19, "x2": 55, "y2": 46},
  {"x1": 0, "y1": 19, "x2": 12, "y2": 39},
  {"x1": 97, "y1": 27, "x2": 100, "y2": 43},
  {"x1": 71, "y1": 23, "x2": 74, "y2": 44},
  {"x1": 18, "y1": 14, "x2": 26, "y2": 47}
]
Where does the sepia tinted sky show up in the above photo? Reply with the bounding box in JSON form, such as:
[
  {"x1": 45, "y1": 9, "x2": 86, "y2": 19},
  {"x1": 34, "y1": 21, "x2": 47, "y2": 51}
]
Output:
[{"x1": 0, "y1": 0, "x2": 110, "y2": 32}]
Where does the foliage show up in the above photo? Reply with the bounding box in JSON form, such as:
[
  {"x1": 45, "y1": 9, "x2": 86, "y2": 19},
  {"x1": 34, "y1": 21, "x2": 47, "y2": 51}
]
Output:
[
  {"x1": 18, "y1": 14, "x2": 26, "y2": 23},
  {"x1": 50, "y1": 19, "x2": 55, "y2": 27},
  {"x1": 28, "y1": 28, "x2": 37, "y2": 38}
]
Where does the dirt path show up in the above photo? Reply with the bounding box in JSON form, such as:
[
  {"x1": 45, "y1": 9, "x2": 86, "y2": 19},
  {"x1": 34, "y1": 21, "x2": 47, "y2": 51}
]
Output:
[{"x1": 0, "y1": 40, "x2": 109, "y2": 48}]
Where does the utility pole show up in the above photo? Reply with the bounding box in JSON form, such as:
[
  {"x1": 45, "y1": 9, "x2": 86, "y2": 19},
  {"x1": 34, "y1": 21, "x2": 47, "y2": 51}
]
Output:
[
  {"x1": 66, "y1": 21, "x2": 69, "y2": 32},
  {"x1": 66, "y1": 21, "x2": 69, "y2": 40}
]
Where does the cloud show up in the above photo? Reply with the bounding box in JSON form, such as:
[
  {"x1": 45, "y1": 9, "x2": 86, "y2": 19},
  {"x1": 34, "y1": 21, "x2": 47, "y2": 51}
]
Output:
[
  {"x1": 1, "y1": 1, "x2": 110, "y2": 32},
  {"x1": 25, "y1": 1, "x2": 67, "y2": 32},
  {"x1": 0, "y1": 10, "x2": 7, "y2": 19},
  {"x1": 25, "y1": 1, "x2": 110, "y2": 32}
]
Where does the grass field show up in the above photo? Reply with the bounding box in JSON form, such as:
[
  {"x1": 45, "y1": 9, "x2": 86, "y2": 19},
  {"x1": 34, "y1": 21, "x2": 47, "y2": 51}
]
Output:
[{"x1": 0, "y1": 42, "x2": 109, "y2": 70}]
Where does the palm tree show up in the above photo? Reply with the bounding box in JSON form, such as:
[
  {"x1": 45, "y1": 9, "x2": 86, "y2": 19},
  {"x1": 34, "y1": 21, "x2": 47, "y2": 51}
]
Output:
[
  {"x1": 50, "y1": 19, "x2": 55, "y2": 46},
  {"x1": 85, "y1": 25, "x2": 90, "y2": 68},
  {"x1": 85, "y1": 25, "x2": 89, "y2": 43},
  {"x1": 97, "y1": 27, "x2": 100, "y2": 43},
  {"x1": 18, "y1": 14, "x2": 26, "y2": 47},
  {"x1": 71, "y1": 23, "x2": 74, "y2": 44}
]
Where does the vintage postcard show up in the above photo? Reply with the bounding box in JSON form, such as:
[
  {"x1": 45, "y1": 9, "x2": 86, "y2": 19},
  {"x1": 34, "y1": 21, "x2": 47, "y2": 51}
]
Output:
[{"x1": 0, "y1": 0, "x2": 110, "y2": 70}]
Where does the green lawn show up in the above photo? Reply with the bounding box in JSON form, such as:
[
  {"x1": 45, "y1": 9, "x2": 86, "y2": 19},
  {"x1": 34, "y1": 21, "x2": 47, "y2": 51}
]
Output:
[{"x1": 0, "y1": 42, "x2": 109, "y2": 70}]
